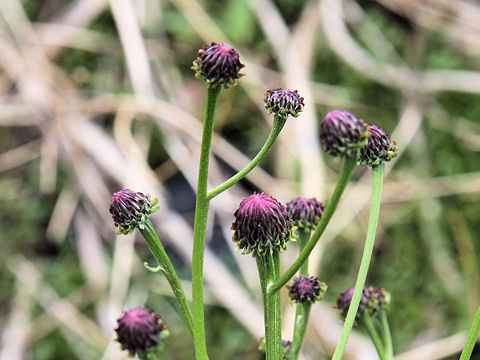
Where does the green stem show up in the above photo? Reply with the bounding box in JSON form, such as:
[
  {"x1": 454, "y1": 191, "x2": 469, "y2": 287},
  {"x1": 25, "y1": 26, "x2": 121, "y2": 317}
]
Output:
[
  {"x1": 361, "y1": 314, "x2": 385, "y2": 360},
  {"x1": 288, "y1": 303, "x2": 311, "y2": 360},
  {"x1": 139, "y1": 352, "x2": 158, "y2": 360},
  {"x1": 257, "y1": 252, "x2": 283, "y2": 360},
  {"x1": 269, "y1": 154, "x2": 359, "y2": 295},
  {"x1": 207, "y1": 115, "x2": 286, "y2": 200},
  {"x1": 298, "y1": 229, "x2": 310, "y2": 276},
  {"x1": 140, "y1": 220, "x2": 194, "y2": 337},
  {"x1": 380, "y1": 311, "x2": 393, "y2": 360},
  {"x1": 331, "y1": 163, "x2": 384, "y2": 360},
  {"x1": 192, "y1": 84, "x2": 221, "y2": 360},
  {"x1": 288, "y1": 229, "x2": 312, "y2": 360},
  {"x1": 460, "y1": 305, "x2": 480, "y2": 360}
]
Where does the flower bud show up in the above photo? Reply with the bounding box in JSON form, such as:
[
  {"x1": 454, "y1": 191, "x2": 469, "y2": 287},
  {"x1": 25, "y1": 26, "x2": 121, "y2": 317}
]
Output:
[
  {"x1": 367, "y1": 286, "x2": 391, "y2": 312},
  {"x1": 335, "y1": 286, "x2": 390, "y2": 318},
  {"x1": 320, "y1": 110, "x2": 369, "y2": 158},
  {"x1": 115, "y1": 307, "x2": 168, "y2": 356},
  {"x1": 109, "y1": 189, "x2": 159, "y2": 235},
  {"x1": 231, "y1": 193, "x2": 296, "y2": 257},
  {"x1": 192, "y1": 42, "x2": 244, "y2": 87},
  {"x1": 359, "y1": 125, "x2": 398, "y2": 167},
  {"x1": 286, "y1": 197, "x2": 325, "y2": 232},
  {"x1": 335, "y1": 287, "x2": 371, "y2": 317},
  {"x1": 288, "y1": 276, "x2": 327, "y2": 304},
  {"x1": 264, "y1": 88, "x2": 304, "y2": 119}
]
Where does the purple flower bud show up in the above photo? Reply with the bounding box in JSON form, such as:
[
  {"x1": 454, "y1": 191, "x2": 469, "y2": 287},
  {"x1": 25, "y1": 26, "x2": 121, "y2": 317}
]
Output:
[
  {"x1": 115, "y1": 307, "x2": 168, "y2": 356},
  {"x1": 288, "y1": 276, "x2": 327, "y2": 304},
  {"x1": 286, "y1": 197, "x2": 325, "y2": 232},
  {"x1": 192, "y1": 42, "x2": 244, "y2": 87},
  {"x1": 231, "y1": 193, "x2": 295, "y2": 257},
  {"x1": 264, "y1": 88, "x2": 304, "y2": 119},
  {"x1": 320, "y1": 110, "x2": 369, "y2": 158},
  {"x1": 335, "y1": 286, "x2": 390, "y2": 318},
  {"x1": 335, "y1": 287, "x2": 372, "y2": 317},
  {"x1": 359, "y1": 125, "x2": 398, "y2": 167},
  {"x1": 109, "y1": 189, "x2": 159, "y2": 235}
]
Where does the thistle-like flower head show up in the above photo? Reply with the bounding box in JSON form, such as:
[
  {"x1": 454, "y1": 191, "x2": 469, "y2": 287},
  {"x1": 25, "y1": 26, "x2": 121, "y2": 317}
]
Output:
[
  {"x1": 367, "y1": 286, "x2": 391, "y2": 313},
  {"x1": 231, "y1": 193, "x2": 296, "y2": 257},
  {"x1": 320, "y1": 110, "x2": 369, "y2": 158},
  {"x1": 288, "y1": 276, "x2": 327, "y2": 304},
  {"x1": 109, "y1": 189, "x2": 159, "y2": 235},
  {"x1": 335, "y1": 286, "x2": 390, "y2": 319},
  {"x1": 192, "y1": 42, "x2": 244, "y2": 87},
  {"x1": 286, "y1": 197, "x2": 325, "y2": 232},
  {"x1": 335, "y1": 287, "x2": 372, "y2": 318},
  {"x1": 359, "y1": 125, "x2": 398, "y2": 167},
  {"x1": 115, "y1": 307, "x2": 168, "y2": 356},
  {"x1": 264, "y1": 88, "x2": 304, "y2": 119}
]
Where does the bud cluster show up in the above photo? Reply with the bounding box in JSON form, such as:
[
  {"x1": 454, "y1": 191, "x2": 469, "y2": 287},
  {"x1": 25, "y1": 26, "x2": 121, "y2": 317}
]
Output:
[
  {"x1": 286, "y1": 197, "x2": 325, "y2": 232},
  {"x1": 109, "y1": 189, "x2": 159, "y2": 235},
  {"x1": 359, "y1": 125, "x2": 398, "y2": 166},
  {"x1": 288, "y1": 275, "x2": 327, "y2": 304},
  {"x1": 264, "y1": 88, "x2": 304, "y2": 119},
  {"x1": 192, "y1": 42, "x2": 244, "y2": 87},
  {"x1": 115, "y1": 307, "x2": 168, "y2": 356},
  {"x1": 231, "y1": 193, "x2": 296, "y2": 257},
  {"x1": 335, "y1": 286, "x2": 390, "y2": 318},
  {"x1": 320, "y1": 110, "x2": 369, "y2": 158}
]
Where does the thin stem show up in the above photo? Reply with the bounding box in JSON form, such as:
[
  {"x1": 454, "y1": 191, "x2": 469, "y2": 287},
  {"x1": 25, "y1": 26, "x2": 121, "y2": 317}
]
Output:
[
  {"x1": 460, "y1": 305, "x2": 480, "y2": 360},
  {"x1": 257, "y1": 252, "x2": 283, "y2": 360},
  {"x1": 269, "y1": 154, "x2": 359, "y2": 295},
  {"x1": 207, "y1": 115, "x2": 286, "y2": 200},
  {"x1": 140, "y1": 220, "x2": 194, "y2": 337},
  {"x1": 192, "y1": 84, "x2": 221, "y2": 360},
  {"x1": 288, "y1": 229, "x2": 312, "y2": 360},
  {"x1": 298, "y1": 229, "x2": 310, "y2": 276},
  {"x1": 380, "y1": 311, "x2": 393, "y2": 360},
  {"x1": 361, "y1": 314, "x2": 385, "y2": 360},
  {"x1": 332, "y1": 163, "x2": 384, "y2": 360}
]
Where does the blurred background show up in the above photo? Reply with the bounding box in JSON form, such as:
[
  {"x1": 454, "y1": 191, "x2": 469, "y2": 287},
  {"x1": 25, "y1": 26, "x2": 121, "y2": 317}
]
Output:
[{"x1": 1, "y1": 0, "x2": 480, "y2": 359}]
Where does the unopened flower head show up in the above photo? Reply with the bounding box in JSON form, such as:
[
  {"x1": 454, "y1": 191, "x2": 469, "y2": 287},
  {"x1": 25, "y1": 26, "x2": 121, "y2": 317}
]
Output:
[
  {"x1": 192, "y1": 42, "x2": 244, "y2": 87},
  {"x1": 264, "y1": 88, "x2": 304, "y2": 119},
  {"x1": 109, "y1": 189, "x2": 159, "y2": 235},
  {"x1": 320, "y1": 110, "x2": 369, "y2": 158},
  {"x1": 286, "y1": 197, "x2": 325, "y2": 232},
  {"x1": 288, "y1": 276, "x2": 327, "y2": 304},
  {"x1": 115, "y1": 307, "x2": 168, "y2": 356},
  {"x1": 359, "y1": 125, "x2": 398, "y2": 167},
  {"x1": 335, "y1": 287, "x2": 372, "y2": 318},
  {"x1": 232, "y1": 193, "x2": 296, "y2": 257},
  {"x1": 367, "y1": 286, "x2": 391, "y2": 313}
]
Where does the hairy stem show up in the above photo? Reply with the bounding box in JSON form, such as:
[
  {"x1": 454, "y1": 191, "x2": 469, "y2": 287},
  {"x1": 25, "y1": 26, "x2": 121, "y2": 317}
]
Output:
[
  {"x1": 140, "y1": 220, "x2": 194, "y2": 337},
  {"x1": 288, "y1": 229, "x2": 312, "y2": 360},
  {"x1": 207, "y1": 115, "x2": 286, "y2": 200},
  {"x1": 459, "y1": 306, "x2": 480, "y2": 360},
  {"x1": 257, "y1": 252, "x2": 283, "y2": 360},
  {"x1": 269, "y1": 154, "x2": 358, "y2": 295},
  {"x1": 192, "y1": 84, "x2": 221, "y2": 360},
  {"x1": 332, "y1": 163, "x2": 384, "y2": 360}
]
